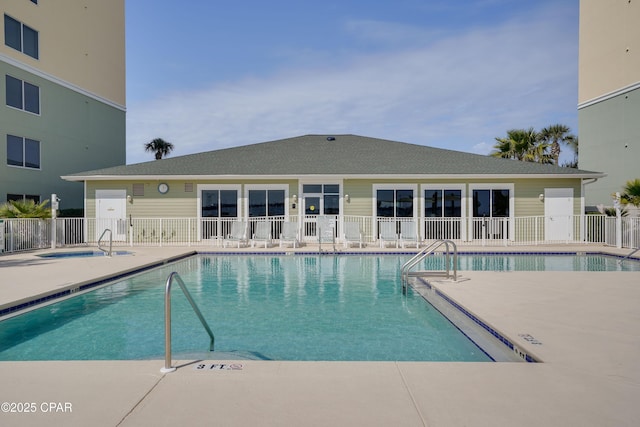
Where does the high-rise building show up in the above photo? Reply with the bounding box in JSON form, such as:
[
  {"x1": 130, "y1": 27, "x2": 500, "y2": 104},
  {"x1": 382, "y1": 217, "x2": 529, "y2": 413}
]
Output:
[
  {"x1": 1, "y1": 0, "x2": 125, "y2": 211},
  {"x1": 579, "y1": 0, "x2": 639, "y2": 206}
]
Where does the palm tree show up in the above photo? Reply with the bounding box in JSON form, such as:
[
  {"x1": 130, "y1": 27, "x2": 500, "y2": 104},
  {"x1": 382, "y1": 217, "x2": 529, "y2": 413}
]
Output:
[
  {"x1": 0, "y1": 199, "x2": 51, "y2": 218},
  {"x1": 539, "y1": 124, "x2": 577, "y2": 166},
  {"x1": 620, "y1": 178, "x2": 640, "y2": 207},
  {"x1": 144, "y1": 138, "x2": 174, "y2": 160},
  {"x1": 491, "y1": 128, "x2": 552, "y2": 163}
]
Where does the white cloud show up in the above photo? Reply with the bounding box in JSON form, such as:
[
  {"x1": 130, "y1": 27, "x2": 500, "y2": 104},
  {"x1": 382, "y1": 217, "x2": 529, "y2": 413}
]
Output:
[{"x1": 126, "y1": 10, "x2": 577, "y2": 164}]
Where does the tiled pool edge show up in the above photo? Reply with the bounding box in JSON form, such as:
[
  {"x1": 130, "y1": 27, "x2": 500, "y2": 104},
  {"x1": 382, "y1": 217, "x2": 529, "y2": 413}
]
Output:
[
  {"x1": 414, "y1": 278, "x2": 539, "y2": 363},
  {"x1": 0, "y1": 251, "x2": 196, "y2": 318}
]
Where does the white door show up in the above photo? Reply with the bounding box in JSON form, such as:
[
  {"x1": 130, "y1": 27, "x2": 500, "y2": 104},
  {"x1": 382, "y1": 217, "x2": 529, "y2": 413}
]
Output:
[
  {"x1": 545, "y1": 188, "x2": 573, "y2": 241},
  {"x1": 96, "y1": 189, "x2": 127, "y2": 240}
]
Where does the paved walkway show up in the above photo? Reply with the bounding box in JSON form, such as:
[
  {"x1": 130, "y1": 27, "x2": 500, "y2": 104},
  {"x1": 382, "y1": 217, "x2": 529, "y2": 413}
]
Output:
[{"x1": 0, "y1": 245, "x2": 639, "y2": 426}]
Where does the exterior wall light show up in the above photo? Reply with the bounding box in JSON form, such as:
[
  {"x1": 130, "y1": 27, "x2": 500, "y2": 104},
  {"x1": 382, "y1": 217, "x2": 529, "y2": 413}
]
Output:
[{"x1": 345, "y1": 194, "x2": 350, "y2": 202}]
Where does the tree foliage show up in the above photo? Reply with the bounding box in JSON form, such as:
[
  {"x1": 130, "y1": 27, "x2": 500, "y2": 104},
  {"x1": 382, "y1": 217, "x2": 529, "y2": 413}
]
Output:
[
  {"x1": 491, "y1": 124, "x2": 577, "y2": 167},
  {"x1": 0, "y1": 199, "x2": 51, "y2": 218},
  {"x1": 620, "y1": 178, "x2": 640, "y2": 207},
  {"x1": 144, "y1": 138, "x2": 174, "y2": 160}
]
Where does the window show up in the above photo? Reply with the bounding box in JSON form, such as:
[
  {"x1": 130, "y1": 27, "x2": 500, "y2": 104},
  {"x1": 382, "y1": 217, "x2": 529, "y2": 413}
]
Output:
[
  {"x1": 248, "y1": 189, "x2": 285, "y2": 217},
  {"x1": 423, "y1": 187, "x2": 464, "y2": 240},
  {"x1": 199, "y1": 187, "x2": 239, "y2": 239},
  {"x1": 302, "y1": 184, "x2": 340, "y2": 215},
  {"x1": 470, "y1": 186, "x2": 512, "y2": 240},
  {"x1": 376, "y1": 189, "x2": 414, "y2": 218},
  {"x1": 202, "y1": 190, "x2": 237, "y2": 218},
  {"x1": 6, "y1": 75, "x2": 40, "y2": 114},
  {"x1": 424, "y1": 189, "x2": 462, "y2": 217},
  {"x1": 7, "y1": 134, "x2": 40, "y2": 169},
  {"x1": 472, "y1": 189, "x2": 510, "y2": 217},
  {"x1": 4, "y1": 15, "x2": 39, "y2": 59}
]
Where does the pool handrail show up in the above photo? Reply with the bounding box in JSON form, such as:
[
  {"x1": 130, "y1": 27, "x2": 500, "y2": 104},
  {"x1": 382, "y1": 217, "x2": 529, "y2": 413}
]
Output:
[
  {"x1": 97, "y1": 228, "x2": 112, "y2": 257},
  {"x1": 161, "y1": 272, "x2": 215, "y2": 373},
  {"x1": 401, "y1": 240, "x2": 458, "y2": 292},
  {"x1": 618, "y1": 247, "x2": 640, "y2": 264}
]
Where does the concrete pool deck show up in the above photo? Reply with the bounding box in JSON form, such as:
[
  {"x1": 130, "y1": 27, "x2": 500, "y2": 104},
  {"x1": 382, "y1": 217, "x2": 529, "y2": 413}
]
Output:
[{"x1": 0, "y1": 245, "x2": 639, "y2": 426}]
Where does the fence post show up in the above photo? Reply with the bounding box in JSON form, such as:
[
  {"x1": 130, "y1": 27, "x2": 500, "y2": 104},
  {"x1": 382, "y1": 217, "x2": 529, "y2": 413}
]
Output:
[{"x1": 615, "y1": 192, "x2": 622, "y2": 248}]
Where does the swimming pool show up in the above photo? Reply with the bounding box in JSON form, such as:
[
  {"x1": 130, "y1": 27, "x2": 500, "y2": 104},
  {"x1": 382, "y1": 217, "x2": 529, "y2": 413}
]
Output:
[
  {"x1": 37, "y1": 250, "x2": 134, "y2": 258},
  {"x1": 1, "y1": 252, "x2": 636, "y2": 362},
  {"x1": 0, "y1": 255, "x2": 496, "y2": 362}
]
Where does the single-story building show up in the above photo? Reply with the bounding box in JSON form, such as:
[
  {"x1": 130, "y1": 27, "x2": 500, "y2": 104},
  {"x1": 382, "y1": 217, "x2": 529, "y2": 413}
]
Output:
[{"x1": 62, "y1": 134, "x2": 605, "y2": 246}]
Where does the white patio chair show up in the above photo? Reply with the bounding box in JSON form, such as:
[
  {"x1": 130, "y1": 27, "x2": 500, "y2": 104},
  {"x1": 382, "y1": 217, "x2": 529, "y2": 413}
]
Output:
[
  {"x1": 343, "y1": 222, "x2": 363, "y2": 248},
  {"x1": 379, "y1": 222, "x2": 398, "y2": 248},
  {"x1": 223, "y1": 221, "x2": 248, "y2": 248},
  {"x1": 250, "y1": 222, "x2": 272, "y2": 248},
  {"x1": 279, "y1": 222, "x2": 299, "y2": 248},
  {"x1": 399, "y1": 221, "x2": 419, "y2": 248}
]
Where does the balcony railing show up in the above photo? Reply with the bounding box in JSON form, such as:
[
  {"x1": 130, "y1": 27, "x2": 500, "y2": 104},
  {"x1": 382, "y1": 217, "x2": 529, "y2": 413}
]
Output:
[{"x1": 1, "y1": 214, "x2": 637, "y2": 254}]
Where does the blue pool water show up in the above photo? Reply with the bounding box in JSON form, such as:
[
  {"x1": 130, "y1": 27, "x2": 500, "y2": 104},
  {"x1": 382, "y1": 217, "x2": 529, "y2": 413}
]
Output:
[
  {"x1": 422, "y1": 252, "x2": 640, "y2": 272},
  {"x1": 0, "y1": 255, "x2": 492, "y2": 362},
  {"x1": 37, "y1": 250, "x2": 133, "y2": 258}
]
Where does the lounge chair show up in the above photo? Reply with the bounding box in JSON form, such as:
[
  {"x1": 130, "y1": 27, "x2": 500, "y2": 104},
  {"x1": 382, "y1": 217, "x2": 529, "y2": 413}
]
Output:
[
  {"x1": 223, "y1": 221, "x2": 247, "y2": 248},
  {"x1": 343, "y1": 222, "x2": 363, "y2": 248},
  {"x1": 279, "y1": 222, "x2": 299, "y2": 248},
  {"x1": 250, "y1": 222, "x2": 272, "y2": 248},
  {"x1": 378, "y1": 222, "x2": 398, "y2": 248},
  {"x1": 399, "y1": 221, "x2": 419, "y2": 248}
]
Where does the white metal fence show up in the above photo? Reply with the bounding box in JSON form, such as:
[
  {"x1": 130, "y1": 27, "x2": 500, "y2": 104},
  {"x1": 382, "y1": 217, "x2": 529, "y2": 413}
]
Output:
[{"x1": 1, "y1": 214, "x2": 638, "y2": 254}]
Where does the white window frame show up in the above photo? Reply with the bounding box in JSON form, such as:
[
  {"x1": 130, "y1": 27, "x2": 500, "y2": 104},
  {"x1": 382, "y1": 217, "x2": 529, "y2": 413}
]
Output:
[
  {"x1": 244, "y1": 184, "x2": 290, "y2": 219},
  {"x1": 372, "y1": 184, "x2": 418, "y2": 218},
  {"x1": 197, "y1": 184, "x2": 242, "y2": 220},
  {"x1": 420, "y1": 184, "x2": 466, "y2": 241},
  {"x1": 5, "y1": 75, "x2": 41, "y2": 115},
  {"x1": 468, "y1": 183, "x2": 515, "y2": 241},
  {"x1": 6, "y1": 134, "x2": 41, "y2": 170},
  {"x1": 3, "y1": 14, "x2": 39, "y2": 59}
]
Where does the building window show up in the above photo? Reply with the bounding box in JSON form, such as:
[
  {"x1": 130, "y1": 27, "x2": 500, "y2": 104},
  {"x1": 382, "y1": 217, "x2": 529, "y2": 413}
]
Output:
[
  {"x1": 302, "y1": 184, "x2": 340, "y2": 216},
  {"x1": 470, "y1": 186, "x2": 513, "y2": 240},
  {"x1": 7, "y1": 134, "x2": 40, "y2": 169},
  {"x1": 472, "y1": 189, "x2": 510, "y2": 218},
  {"x1": 6, "y1": 75, "x2": 40, "y2": 114},
  {"x1": 424, "y1": 189, "x2": 462, "y2": 217},
  {"x1": 248, "y1": 189, "x2": 285, "y2": 217},
  {"x1": 376, "y1": 189, "x2": 414, "y2": 218},
  {"x1": 199, "y1": 187, "x2": 239, "y2": 239},
  {"x1": 4, "y1": 14, "x2": 39, "y2": 59}
]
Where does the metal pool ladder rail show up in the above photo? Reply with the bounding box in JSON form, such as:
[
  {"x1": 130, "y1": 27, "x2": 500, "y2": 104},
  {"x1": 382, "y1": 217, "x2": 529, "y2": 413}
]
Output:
[
  {"x1": 401, "y1": 239, "x2": 458, "y2": 293},
  {"x1": 97, "y1": 228, "x2": 112, "y2": 257},
  {"x1": 161, "y1": 272, "x2": 215, "y2": 373},
  {"x1": 618, "y1": 247, "x2": 640, "y2": 265}
]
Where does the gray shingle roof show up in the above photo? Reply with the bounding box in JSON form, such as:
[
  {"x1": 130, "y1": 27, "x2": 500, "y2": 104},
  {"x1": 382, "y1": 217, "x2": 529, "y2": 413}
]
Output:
[{"x1": 64, "y1": 134, "x2": 603, "y2": 179}]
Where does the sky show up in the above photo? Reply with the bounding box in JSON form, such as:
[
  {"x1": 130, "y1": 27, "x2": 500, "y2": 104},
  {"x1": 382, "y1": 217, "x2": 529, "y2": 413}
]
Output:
[{"x1": 124, "y1": 0, "x2": 579, "y2": 165}]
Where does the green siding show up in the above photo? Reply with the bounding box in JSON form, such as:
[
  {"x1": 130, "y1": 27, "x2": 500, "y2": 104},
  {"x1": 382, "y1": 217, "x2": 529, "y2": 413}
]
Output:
[
  {"x1": 579, "y1": 87, "x2": 640, "y2": 205},
  {"x1": 0, "y1": 61, "x2": 125, "y2": 209},
  {"x1": 86, "y1": 178, "x2": 585, "y2": 219}
]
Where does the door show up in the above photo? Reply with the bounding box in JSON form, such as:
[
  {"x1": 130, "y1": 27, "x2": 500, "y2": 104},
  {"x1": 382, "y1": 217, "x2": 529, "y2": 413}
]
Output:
[
  {"x1": 545, "y1": 188, "x2": 573, "y2": 241},
  {"x1": 303, "y1": 196, "x2": 322, "y2": 240},
  {"x1": 96, "y1": 189, "x2": 127, "y2": 240}
]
